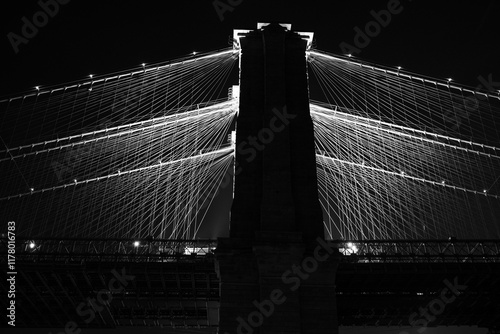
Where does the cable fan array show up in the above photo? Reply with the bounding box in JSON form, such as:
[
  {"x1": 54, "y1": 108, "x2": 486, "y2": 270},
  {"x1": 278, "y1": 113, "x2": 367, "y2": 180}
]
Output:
[
  {"x1": 0, "y1": 49, "x2": 238, "y2": 239},
  {"x1": 308, "y1": 50, "x2": 500, "y2": 240},
  {"x1": 2, "y1": 45, "x2": 499, "y2": 241}
]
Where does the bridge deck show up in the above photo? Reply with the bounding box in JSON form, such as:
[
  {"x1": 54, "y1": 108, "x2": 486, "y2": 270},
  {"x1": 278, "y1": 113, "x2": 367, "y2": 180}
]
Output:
[{"x1": 2, "y1": 238, "x2": 500, "y2": 329}]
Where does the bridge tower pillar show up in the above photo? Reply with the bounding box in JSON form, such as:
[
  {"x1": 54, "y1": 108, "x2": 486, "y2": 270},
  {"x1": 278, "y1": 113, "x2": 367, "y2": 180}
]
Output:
[{"x1": 216, "y1": 23, "x2": 340, "y2": 334}]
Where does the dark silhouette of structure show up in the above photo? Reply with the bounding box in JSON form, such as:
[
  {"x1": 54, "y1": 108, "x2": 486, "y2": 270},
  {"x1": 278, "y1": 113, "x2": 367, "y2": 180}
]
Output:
[{"x1": 216, "y1": 23, "x2": 339, "y2": 334}]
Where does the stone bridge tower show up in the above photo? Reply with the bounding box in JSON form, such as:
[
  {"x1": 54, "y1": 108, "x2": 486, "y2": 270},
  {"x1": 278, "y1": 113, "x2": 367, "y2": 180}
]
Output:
[{"x1": 215, "y1": 23, "x2": 340, "y2": 334}]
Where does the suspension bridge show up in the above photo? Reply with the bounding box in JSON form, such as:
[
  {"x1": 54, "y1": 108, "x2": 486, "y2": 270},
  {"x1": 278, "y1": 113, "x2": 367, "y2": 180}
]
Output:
[{"x1": 1, "y1": 23, "x2": 500, "y2": 332}]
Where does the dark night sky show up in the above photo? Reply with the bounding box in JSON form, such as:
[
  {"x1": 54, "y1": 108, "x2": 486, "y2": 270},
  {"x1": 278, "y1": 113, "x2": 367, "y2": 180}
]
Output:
[
  {"x1": 1, "y1": 0, "x2": 499, "y2": 96},
  {"x1": 1, "y1": 1, "x2": 498, "y2": 333}
]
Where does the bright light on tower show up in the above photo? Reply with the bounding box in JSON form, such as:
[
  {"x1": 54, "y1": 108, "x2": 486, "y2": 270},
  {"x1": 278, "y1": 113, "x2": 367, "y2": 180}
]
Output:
[
  {"x1": 134, "y1": 241, "x2": 140, "y2": 247},
  {"x1": 230, "y1": 130, "x2": 236, "y2": 146},
  {"x1": 29, "y1": 242, "x2": 35, "y2": 249}
]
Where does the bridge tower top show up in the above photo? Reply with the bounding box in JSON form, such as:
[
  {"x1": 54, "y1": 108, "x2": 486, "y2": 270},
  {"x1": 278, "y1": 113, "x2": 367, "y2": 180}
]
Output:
[{"x1": 232, "y1": 23, "x2": 314, "y2": 51}]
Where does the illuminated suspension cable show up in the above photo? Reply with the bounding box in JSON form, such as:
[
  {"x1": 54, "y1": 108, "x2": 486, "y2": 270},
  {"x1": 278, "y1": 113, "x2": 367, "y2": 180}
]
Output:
[{"x1": 0, "y1": 48, "x2": 239, "y2": 239}]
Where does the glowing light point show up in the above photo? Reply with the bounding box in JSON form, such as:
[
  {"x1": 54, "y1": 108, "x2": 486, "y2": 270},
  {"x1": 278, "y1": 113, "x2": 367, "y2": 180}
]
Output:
[
  {"x1": 89, "y1": 74, "x2": 93, "y2": 78},
  {"x1": 35, "y1": 86, "x2": 40, "y2": 91},
  {"x1": 344, "y1": 242, "x2": 358, "y2": 254},
  {"x1": 192, "y1": 51, "x2": 197, "y2": 55},
  {"x1": 141, "y1": 63, "x2": 146, "y2": 67},
  {"x1": 347, "y1": 54, "x2": 352, "y2": 58},
  {"x1": 397, "y1": 66, "x2": 402, "y2": 70},
  {"x1": 73, "y1": 179, "x2": 77, "y2": 183},
  {"x1": 133, "y1": 241, "x2": 140, "y2": 247},
  {"x1": 30, "y1": 187, "x2": 34, "y2": 192},
  {"x1": 447, "y1": 78, "x2": 452, "y2": 82},
  {"x1": 29, "y1": 242, "x2": 36, "y2": 249},
  {"x1": 441, "y1": 180, "x2": 446, "y2": 185},
  {"x1": 483, "y1": 189, "x2": 487, "y2": 193}
]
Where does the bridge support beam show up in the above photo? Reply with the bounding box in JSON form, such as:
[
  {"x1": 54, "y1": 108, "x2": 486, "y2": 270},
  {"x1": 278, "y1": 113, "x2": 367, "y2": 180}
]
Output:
[
  {"x1": 216, "y1": 23, "x2": 339, "y2": 334},
  {"x1": 216, "y1": 234, "x2": 339, "y2": 334}
]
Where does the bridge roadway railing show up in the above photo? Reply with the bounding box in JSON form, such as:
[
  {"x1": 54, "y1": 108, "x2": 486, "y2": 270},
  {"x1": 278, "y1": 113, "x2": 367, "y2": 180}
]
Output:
[
  {"x1": 1, "y1": 237, "x2": 218, "y2": 263},
  {"x1": 1, "y1": 237, "x2": 500, "y2": 263},
  {"x1": 338, "y1": 239, "x2": 500, "y2": 263}
]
